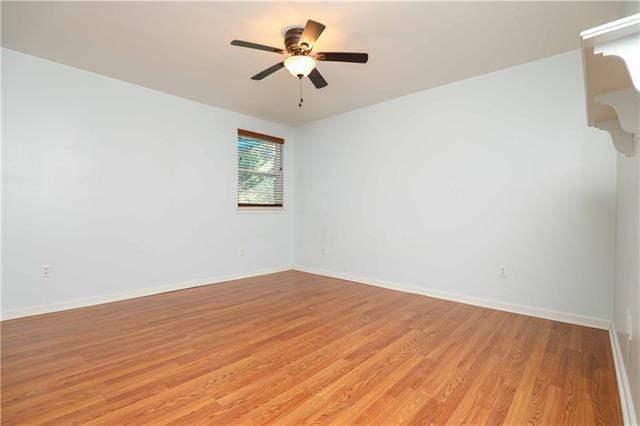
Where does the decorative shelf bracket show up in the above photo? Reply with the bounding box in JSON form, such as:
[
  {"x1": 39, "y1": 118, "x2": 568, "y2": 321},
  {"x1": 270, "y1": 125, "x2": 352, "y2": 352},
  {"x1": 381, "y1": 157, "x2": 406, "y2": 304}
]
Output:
[
  {"x1": 594, "y1": 34, "x2": 640, "y2": 92},
  {"x1": 595, "y1": 120, "x2": 635, "y2": 156},
  {"x1": 595, "y1": 89, "x2": 639, "y2": 135},
  {"x1": 581, "y1": 14, "x2": 640, "y2": 156}
]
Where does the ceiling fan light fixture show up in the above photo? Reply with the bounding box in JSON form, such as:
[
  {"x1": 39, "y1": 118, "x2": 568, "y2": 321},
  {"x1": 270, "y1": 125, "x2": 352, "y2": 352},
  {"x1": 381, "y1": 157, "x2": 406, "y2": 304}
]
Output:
[
  {"x1": 284, "y1": 55, "x2": 316, "y2": 77},
  {"x1": 231, "y1": 19, "x2": 368, "y2": 90}
]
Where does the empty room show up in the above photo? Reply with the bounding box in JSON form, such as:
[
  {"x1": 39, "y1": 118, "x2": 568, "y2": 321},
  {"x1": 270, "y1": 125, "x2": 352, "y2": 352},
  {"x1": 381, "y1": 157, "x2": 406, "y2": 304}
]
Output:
[{"x1": 2, "y1": 1, "x2": 639, "y2": 424}]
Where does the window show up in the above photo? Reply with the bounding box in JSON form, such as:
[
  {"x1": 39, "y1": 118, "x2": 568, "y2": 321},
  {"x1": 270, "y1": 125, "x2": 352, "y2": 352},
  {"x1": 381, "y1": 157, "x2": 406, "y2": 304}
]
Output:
[{"x1": 237, "y1": 129, "x2": 284, "y2": 207}]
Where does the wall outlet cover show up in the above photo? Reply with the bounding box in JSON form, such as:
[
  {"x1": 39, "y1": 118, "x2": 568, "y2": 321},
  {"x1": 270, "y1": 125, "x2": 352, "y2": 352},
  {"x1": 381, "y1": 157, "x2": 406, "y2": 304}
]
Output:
[{"x1": 41, "y1": 265, "x2": 52, "y2": 278}]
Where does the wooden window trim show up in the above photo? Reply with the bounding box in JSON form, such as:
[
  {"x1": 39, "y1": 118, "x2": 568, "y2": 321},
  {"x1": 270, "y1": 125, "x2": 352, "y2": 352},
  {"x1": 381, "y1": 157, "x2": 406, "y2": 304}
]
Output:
[{"x1": 238, "y1": 129, "x2": 284, "y2": 144}]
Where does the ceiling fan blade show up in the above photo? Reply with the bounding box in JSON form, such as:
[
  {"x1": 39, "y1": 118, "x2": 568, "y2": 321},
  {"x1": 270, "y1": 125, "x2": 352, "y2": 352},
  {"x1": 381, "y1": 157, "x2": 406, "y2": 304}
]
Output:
[
  {"x1": 315, "y1": 52, "x2": 368, "y2": 63},
  {"x1": 231, "y1": 40, "x2": 284, "y2": 54},
  {"x1": 251, "y1": 62, "x2": 285, "y2": 80},
  {"x1": 308, "y1": 68, "x2": 328, "y2": 89},
  {"x1": 299, "y1": 20, "x2": 326, "y2": 50}
]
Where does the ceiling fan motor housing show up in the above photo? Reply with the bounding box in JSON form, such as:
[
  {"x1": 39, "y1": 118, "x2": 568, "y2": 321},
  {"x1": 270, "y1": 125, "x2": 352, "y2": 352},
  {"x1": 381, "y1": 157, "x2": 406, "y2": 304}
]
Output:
[{"x1": 285, "y1": 28, "x2": 305, "y2": 54}]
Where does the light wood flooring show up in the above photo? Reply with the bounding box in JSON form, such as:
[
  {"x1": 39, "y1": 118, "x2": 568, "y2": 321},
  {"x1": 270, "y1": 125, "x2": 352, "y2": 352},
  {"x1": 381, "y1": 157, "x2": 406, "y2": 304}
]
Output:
[{"x1": 1, "y1": 270, "x2": 622, "y2": 424}]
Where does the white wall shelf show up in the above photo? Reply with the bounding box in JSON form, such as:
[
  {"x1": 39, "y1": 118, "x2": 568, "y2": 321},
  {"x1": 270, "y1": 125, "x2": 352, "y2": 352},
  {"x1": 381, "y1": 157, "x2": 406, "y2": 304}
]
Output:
[{"x1": 581, "y1": 14, "x2": 640, "y2": 156}]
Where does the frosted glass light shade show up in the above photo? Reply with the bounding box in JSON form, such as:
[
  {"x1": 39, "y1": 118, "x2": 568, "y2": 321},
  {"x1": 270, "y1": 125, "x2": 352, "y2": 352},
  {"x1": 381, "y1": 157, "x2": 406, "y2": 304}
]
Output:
[{"x1": 284, "y1": 55, "x2": 316, "y2": 77}]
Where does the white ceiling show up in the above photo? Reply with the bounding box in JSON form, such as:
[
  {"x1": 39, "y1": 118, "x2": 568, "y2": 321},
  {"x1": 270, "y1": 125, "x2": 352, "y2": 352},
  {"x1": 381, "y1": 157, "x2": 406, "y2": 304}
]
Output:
[{"x1": 1, "y1": 1, "x2": 628, "y2": 126}]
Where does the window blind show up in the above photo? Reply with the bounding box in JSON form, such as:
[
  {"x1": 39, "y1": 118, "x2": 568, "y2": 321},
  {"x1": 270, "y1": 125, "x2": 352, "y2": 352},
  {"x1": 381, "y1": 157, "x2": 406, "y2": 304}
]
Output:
[{"x1": 237, "y1": 129, "x2": 284, "y2": 207}]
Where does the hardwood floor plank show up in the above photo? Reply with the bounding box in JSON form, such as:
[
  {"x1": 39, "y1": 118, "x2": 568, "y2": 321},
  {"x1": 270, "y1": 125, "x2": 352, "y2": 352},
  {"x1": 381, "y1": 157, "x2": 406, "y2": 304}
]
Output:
[{"x1": 1, "y1": 270, "x2": 622, "y2": 425}]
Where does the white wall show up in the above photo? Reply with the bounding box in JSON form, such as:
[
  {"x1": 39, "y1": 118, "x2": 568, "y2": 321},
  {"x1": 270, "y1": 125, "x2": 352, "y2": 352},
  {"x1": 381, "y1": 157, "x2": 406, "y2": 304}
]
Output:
[
  {"x1": 2, "y1": 48, "x2": 294, "y2": 315},
  {"x1": 2, "y1": 47, "x2": 620, "y2": 328},
  {"x1": 615, "y1": 149, "x2": 640, "y2": 421},
  {"x1": 294, "y1": 50, "x2": 617, "y2": 322},
  {"x1": 603, "y1": 4, "x2": 639, "y2": 418}
]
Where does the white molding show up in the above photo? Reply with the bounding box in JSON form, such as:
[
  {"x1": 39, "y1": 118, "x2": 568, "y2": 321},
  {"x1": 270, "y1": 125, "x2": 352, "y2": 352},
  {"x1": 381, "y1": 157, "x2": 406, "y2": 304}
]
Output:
[
  {"x1": 293, "y1": 265, "x2": 611, "y2": 330},
  {"x1": 4, "y1": 264, "x2": 612, "y2": 330},
  {"x1": 581, "y1": 13, "x2": 640, "y2": 46},
  {"x1": 236, "y1": 207, "x2": 287, "y2": 213},
  {"x1": 581, "y1": 14, "x2": 640, "y2": 156},
  {"x1": 1, "y1": 265, "x2": 293, "y2": 321},
  {"x1": 610, "y1": 327, "x2": 638, "y2": 426}
]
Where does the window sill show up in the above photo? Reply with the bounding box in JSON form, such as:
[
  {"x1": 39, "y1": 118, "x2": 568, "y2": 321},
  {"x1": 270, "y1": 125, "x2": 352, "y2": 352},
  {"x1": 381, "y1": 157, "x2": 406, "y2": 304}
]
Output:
[{"x1": 236, "y1": 207, "x2": 287, "y2": 213}]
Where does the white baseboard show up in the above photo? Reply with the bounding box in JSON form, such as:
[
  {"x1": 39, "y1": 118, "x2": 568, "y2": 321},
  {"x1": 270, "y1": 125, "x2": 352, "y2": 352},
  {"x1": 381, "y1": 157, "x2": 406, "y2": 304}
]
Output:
[
  {"x1": 3, "y1": 263, "x2": 612, "y2": 332},
  {"x1": 1, "y1": 265, "x2": 293, "y2": 321},
  {"x1": 293, "y1": 265, "x2": 611, "y2": 330},
  {"x1": 610, "y1": 327, "x2": 638, "y2": 426}
]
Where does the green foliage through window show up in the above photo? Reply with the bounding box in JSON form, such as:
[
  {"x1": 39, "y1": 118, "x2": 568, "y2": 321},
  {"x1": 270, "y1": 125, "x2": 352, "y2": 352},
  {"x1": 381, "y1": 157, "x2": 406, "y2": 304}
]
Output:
[{"x1": 238, "y1": 135, "x2": 283, "y2": 206}]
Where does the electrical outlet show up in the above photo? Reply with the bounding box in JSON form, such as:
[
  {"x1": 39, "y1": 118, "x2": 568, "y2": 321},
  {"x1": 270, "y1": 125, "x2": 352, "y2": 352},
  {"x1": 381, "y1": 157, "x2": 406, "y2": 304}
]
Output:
[
  {"x1": 627, "y1": 310, "x2": 633, "y2": 342},
  {"x1": 499, "y1": 265, "x2": 507, "y2": 278},
  {"x1": 239, "y1": 248, "x2": 246, "y2": 256},
  {"x1": 322, "y1": 247, "x2": 329, "y2": 255},
  {"x1": 41, "y1": 265, "x2": 52, "y2": 278}
]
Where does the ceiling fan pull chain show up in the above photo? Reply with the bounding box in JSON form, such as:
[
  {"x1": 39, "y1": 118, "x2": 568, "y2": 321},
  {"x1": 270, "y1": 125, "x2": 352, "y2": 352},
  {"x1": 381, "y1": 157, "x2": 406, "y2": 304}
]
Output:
[{"x1": 298, "y1": 76, "x2": 304, "y2": 108}]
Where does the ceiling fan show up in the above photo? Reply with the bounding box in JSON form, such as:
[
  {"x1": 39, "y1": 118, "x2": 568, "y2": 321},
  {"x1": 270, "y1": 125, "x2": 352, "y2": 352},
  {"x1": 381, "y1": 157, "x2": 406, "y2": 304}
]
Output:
[{"x1": 230, "y1": 19, "x2": 368, "y2": 93}]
